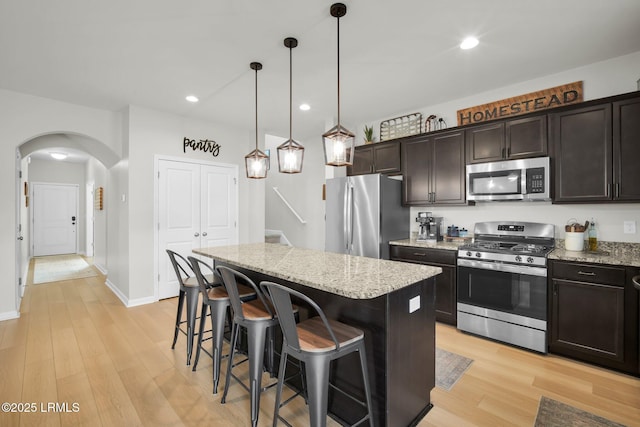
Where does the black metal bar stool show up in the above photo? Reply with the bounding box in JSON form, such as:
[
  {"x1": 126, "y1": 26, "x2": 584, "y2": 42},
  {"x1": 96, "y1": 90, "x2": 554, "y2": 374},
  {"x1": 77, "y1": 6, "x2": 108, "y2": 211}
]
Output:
[
  {"x1": 188, "y1": 256, "x2": 257, "y2": 394},
  {"x1": 262, "y1": 281, "x2": 374, "y2": 427},
  {"x1": 217, "y1": 266, "x2": 281, "y2": 427},
  {"x1": 166, "y1": 249, "x2": 216, "y2": 365}
]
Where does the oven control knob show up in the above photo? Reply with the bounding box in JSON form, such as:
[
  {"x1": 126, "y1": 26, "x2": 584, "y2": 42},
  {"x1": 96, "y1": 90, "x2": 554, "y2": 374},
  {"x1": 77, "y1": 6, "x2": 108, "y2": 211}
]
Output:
[
  {"x1": 515, "y1": 255, "x2": 522, "y2": 262},
  {"x1": 466, "y1": 251, "x2": 472, "y2": 257},
  {"x1": 475, "y1": 252, "x2": 481, "y2": 258},
  {"x1": 527, "y1": 256, "x2": 534, "y2": 264}
]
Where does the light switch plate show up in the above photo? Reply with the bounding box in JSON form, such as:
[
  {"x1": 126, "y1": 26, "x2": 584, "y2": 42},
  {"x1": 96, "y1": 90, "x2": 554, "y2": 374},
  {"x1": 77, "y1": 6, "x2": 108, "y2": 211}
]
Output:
[
  {"x1": 623, "y1": 220, "x2": 636, "y2": 234},
  {"x1": 409, "y1": 296, "x2": 420, "y2": 313}
]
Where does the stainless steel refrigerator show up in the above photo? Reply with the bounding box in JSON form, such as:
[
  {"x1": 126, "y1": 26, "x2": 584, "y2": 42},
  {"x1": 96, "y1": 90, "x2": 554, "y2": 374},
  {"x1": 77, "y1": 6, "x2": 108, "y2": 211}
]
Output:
[{"x1": 325, "y1": 174, "x2": 409, "y2": 259}]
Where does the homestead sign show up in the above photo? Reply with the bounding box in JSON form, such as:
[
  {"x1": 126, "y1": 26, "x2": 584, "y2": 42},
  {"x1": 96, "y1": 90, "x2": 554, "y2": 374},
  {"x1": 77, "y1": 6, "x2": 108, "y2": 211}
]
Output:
[{"x1": 457, "y1": 81, "x2": 583, "y2": 126}]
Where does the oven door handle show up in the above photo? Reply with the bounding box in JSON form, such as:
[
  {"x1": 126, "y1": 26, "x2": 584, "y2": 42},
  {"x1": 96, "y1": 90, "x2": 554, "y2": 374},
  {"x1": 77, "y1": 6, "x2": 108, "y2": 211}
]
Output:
[{"x1": 457, "y1": 258, "x2": 547, "y2": 277}]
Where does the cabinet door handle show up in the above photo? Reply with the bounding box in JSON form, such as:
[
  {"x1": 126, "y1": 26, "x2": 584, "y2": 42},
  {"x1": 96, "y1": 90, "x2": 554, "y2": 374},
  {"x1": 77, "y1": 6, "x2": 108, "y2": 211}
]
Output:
[
  {"x1": 506, "y1": 147, "x2": 511, "y2": 157},
  {"x1": 577, "y1": 271, "x2": 596, "y2": 276},
  {"x1": 412, "y1": 252, "x2": 427, "y2": 256},
  {"x1": 553, "y1": 281, "x2": 557, "y2": 296},
  {"x1": 501, "y1": 147, "x2": 506, "y2": 158},
  {"x1": 607, "y1": 183, "x2": 611, "y2": 197},
  {"x1": 615, "y1": 183, "x2": 620, "y2": 198}
]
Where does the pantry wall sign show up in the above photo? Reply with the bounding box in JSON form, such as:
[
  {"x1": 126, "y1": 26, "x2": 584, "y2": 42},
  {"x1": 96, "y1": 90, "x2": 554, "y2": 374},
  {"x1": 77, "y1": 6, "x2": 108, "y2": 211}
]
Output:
[
  {"x1": 457, "y1": 81, "x2": 583, "y2": 126},
  {"x1": 183, "y1": 137, "x2": 221, "y2": 157}
]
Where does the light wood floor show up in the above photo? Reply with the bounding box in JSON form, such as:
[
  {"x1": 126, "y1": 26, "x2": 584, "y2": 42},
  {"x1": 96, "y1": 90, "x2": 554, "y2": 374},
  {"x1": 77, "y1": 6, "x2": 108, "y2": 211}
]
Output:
[{"x1": 1, "y1": 263, "x2": 639, "y2": 427}]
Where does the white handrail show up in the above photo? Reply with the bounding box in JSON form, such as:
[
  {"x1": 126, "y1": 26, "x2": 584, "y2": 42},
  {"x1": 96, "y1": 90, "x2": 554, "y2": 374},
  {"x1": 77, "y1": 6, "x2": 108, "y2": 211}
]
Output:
[{"x1": 272, "y1": 187, "x2": 306, "y2": 224}]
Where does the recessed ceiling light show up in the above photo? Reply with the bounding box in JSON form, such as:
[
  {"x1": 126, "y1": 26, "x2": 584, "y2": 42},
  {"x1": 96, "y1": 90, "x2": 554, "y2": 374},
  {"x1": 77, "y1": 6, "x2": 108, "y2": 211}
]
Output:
[
  {"x1": 299, "y1": 103, "x2": 310, "y2": 111},
  {"x1": 50, "y1": 152, "x2": 68, "y2": 160},
  {"x1": 185, "y1": 95, "x2": 199, "y2": 103},
  {"x1": 460, "y1": 37, "x2": 479, "y2": 50}
]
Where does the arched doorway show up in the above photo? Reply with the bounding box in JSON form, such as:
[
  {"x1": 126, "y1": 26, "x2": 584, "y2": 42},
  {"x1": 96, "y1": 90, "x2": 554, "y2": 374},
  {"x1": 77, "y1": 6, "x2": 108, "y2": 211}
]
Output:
[{"x1": 16, "y1": 132, "x2": 119, "y2": 302}]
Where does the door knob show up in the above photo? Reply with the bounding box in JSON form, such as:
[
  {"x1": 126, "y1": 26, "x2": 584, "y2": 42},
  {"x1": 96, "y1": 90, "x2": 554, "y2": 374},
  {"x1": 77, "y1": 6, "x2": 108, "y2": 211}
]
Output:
[
  {"x1": 194, "y1": 232, "x2": 200, "y2": 237},
  {"x1": 202, "y1": 232, "x2": 207, "y2": 237},
  {"x1": 17, "y1": 236, "x2": 23, "y2": 240}
]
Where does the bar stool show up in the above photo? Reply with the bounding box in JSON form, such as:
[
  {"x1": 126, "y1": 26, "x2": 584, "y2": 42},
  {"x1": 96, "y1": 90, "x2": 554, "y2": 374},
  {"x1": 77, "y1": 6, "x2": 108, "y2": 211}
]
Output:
[
  {"x1": 261, "y1": 282, "x2": 374, "y2": 427},
  {"x1": 217, "y1": 266, "x2": 281, "y2": 427},
  {"x1": 167, "y1": 249, "x2": 216, "y2": 365},
  {"x1": 188, "y1": 256, "x2": 256, "y2": 394}
]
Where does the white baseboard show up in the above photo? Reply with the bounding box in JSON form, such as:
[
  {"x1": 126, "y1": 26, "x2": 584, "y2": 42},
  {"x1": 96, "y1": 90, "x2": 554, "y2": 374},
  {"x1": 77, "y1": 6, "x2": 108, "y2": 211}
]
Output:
[
  {"x1": 0, "y1": 310, "x2": 20, "y2": 322},
  {"x1": 104, "y1": 279, "x2": 157, "y2": 308},
  {"x1": 93, "y1": 263, "x2": 107, "y2": 275}
]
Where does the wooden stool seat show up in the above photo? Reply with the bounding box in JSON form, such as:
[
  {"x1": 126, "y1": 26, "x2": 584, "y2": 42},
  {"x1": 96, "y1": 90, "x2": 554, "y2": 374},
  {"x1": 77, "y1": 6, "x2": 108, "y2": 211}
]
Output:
[{"x1": 298, "y1": 317, "x2": 364, "y2": 353}]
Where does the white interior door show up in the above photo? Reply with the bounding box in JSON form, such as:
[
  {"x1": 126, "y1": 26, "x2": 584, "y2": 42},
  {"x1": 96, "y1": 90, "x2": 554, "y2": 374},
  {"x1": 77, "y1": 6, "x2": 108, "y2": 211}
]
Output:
[
  {"x1": 32, "y1": 183, "x2": 78, "y2": 256},
  {"x1": 158, "y1": 161, "x2": 201, "y2": 300},
  {"x1": 15, "y1": 150, "x2": 23, "y2": 306},
  {"x1": 157, "y1": 159, "x2": 238, "y2": 300},
  {"x1": 200, "y1": 164, "x2": 238, "y2": 248}
]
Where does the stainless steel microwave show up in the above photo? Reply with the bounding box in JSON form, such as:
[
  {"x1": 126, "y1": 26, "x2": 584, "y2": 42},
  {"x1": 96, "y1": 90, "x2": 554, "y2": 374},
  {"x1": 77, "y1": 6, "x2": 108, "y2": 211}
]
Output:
[{"x1": 466, "y1": 157, "x2": 550, "y2": 201}]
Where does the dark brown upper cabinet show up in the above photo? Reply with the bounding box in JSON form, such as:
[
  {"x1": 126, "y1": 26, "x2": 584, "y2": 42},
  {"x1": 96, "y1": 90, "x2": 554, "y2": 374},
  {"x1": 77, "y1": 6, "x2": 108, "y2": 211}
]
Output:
[
  {"x1": 347, "y1": 140, "x2": 401, "y2": 176},
  {"x1": 613, "y1": 97, "x2": 640, "y2": 201},
  {"x1": 402, "y1": 130, "x2": 466, "y2": 206},
  {"x1": 551, "y1": 94, "x2": 640, "y2": 203},
  {"x1": 466, "y1": 115, "x2": 548, "y2": 164},
  {"x1": 550, "y1": 103, "x2": 612, "y2": 202}
]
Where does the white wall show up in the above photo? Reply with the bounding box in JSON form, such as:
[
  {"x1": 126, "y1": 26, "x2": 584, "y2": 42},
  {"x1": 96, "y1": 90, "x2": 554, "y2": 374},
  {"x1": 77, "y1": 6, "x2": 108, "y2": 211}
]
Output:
[
  {"x1": 86, "y1": 157, "x2": 108, "y2": 271},
  {"x1": 28, "y1": 158, "x2": 87, "y2": 254},
  {"x1": 265, "y1": 134, "x2": 326, "y2": 250},
  {"x1": 361, "y1": 51, "x2": 640, "y2": 245},
  {"x1": 126, "y1": 105, "x2": 263, "y2": 301}
]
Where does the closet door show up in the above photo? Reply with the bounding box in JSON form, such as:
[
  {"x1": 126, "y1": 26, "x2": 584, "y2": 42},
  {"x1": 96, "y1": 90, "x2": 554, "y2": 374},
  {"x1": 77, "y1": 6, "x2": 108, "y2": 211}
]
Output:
[
  {"x1": 158, "y1": 160, "x2": 201, "y2": 299},
  {"x1": 157, "y1": 159, "x2": 238, "y2": 300},
  {"x1": 200, "y1": 164, "x2": 237, "y2": 248}
]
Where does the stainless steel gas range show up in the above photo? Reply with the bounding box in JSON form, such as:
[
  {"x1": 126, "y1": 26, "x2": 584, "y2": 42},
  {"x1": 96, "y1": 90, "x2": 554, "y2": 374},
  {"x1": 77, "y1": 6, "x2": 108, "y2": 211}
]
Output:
[{"x1": 456, "y1": 221, "x2": 555, "y2": 353}]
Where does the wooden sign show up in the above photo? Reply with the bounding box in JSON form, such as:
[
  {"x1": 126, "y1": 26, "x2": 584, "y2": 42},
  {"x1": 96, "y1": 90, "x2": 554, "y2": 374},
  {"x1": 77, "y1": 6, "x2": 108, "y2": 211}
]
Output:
[
  {"x1": 457, "y1": 81, "x2": 583, "y2": 126},
  {"x1": 94, "y1": 187, "x2": 104, "y2": 210}
]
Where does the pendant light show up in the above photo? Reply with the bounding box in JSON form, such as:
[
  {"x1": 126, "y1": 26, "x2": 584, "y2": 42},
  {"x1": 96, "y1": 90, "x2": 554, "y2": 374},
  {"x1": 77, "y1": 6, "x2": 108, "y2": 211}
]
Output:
[
  {"x1": 245, "y1": 62, "x2": 269, "y2": 179},
  {"x1": 323, "y1": 3, "x2": 355, "y2": 166},
  {"x1": 277, "y1": 37, "x2": 304, "y2": 174}
]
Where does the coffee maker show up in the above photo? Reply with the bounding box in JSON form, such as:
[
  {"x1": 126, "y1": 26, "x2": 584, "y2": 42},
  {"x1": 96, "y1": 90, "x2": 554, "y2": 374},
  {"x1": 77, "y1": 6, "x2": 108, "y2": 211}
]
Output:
[{"x1": 416, "y1": 212, "x2": 443, "y2": 242}]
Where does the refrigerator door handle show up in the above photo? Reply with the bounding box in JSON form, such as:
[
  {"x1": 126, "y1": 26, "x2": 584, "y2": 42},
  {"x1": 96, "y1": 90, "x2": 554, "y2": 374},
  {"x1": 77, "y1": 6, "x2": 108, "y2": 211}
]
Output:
[
  {"x1": 348, "y1": 183, "x2": 355, "y2": 249},
  {"x1": 343, "y1": 180, "x2": 350, "y2": 251}
]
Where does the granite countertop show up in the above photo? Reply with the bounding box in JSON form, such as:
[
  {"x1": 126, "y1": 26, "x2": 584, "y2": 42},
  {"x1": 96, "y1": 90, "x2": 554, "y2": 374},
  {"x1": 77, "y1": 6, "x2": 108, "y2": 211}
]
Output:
[
  {"x1": 549, "y1": 241, "x2": 640, "y2": 267},
  {"x1": 389, "y1": 238, "x2": 471, "y2": 251},
  {"x1": 391, "y1": 237, "x2": 640, "y2": 267},
  {"x1": 193, "y1": 243, "x2": 442, "y2": 299}
]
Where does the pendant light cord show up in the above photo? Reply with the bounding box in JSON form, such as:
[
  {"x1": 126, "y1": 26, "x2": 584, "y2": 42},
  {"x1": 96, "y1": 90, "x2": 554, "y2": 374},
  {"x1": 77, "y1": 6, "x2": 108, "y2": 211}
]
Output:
[
  {"x1": 254, "y1": 67, "x2": 258, "y2": 150},
  {"x1": 336, "y1": 14, "x2": 341, "y2": 127},
  {"x1": 289, "y1": 44, "x2": 293, "y2": 140}
]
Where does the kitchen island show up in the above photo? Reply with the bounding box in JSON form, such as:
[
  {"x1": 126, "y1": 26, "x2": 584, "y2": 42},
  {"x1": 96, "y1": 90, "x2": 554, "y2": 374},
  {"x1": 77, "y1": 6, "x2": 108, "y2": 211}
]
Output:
[{"x1": 194, "y1": 243, "x2": 442, "y2": 427}]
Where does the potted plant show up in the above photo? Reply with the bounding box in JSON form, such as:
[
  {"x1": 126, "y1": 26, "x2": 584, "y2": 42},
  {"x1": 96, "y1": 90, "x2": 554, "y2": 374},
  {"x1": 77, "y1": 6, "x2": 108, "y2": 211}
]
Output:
[{"x1": 363, "y1": 125, "x2": 375, "y2": 144}]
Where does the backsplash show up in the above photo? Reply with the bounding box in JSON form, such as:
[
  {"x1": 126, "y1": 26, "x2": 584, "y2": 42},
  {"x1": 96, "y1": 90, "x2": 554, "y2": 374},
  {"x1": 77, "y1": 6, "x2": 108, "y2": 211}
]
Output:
[{"x1": 410, "y1": 202, "x2": 640, "y2": 244}]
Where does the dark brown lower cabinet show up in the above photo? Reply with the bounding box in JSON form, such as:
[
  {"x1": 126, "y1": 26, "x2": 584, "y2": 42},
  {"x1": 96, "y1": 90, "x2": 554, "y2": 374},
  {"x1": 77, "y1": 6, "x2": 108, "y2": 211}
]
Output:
[
  {"x1": 390, "y1": 245, "x2": 457, "y2": 325},
  {"x1": 549, "y1": 260, "x2": 639, "y2": 375}
]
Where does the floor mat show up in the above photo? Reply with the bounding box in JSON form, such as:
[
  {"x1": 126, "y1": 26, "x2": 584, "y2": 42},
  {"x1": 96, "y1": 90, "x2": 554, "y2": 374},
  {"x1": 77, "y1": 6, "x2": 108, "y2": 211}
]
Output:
[
  {"x1": 534, "y1": 396, "x2": 625, "y2": 427},
  {"x1": 436, "y1": 347, "x2": 473, "y2": 391},
  {"x1": 33, "y1": 254, "x2": 98, "y2": 284}
]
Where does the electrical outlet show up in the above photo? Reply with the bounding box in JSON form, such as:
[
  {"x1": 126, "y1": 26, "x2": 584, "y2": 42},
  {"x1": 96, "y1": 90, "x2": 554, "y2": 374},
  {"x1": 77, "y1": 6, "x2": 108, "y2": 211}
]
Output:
[{"x1": 623, "y1": 220, "x2": 636, "y2": 234}]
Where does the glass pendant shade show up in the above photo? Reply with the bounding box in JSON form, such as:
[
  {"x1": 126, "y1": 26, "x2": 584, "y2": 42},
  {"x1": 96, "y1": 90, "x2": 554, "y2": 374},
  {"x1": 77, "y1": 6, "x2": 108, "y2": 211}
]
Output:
[
  {"x1": 245, "y1": 148, "x2": 268, "y2": 179},
  {"x1": 323, "y1": 124, "x2": 355, "y2": 166},
  {"x1": 277, "y1": 138, "x2": 304, "y2": 173},
  {"x1": 245, "y1": 61, "x2": 268, "y2": 179}
]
